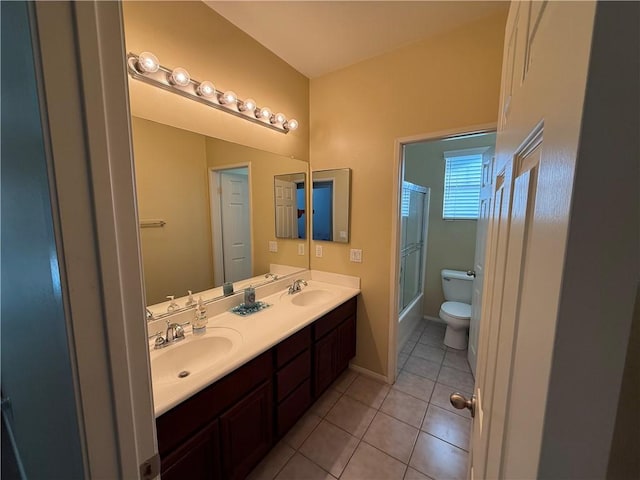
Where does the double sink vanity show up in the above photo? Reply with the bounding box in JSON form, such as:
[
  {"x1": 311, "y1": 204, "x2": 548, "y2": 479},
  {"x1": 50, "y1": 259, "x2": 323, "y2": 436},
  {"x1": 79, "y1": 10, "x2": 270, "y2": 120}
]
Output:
[{"x1": 147, "y1": 270, "x2": 360, "y2": 480}]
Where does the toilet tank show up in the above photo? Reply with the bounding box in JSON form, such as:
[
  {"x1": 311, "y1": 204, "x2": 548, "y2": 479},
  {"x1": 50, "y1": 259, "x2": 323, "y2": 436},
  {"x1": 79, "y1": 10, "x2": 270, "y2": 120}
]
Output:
[{"x1": 441, "y1": 269, "x2": 473, "y2": 303}]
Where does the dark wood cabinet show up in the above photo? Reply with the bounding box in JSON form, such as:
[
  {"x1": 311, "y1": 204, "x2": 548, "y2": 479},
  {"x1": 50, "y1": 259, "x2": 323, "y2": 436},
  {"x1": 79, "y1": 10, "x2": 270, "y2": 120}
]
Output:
[
  {"x1": 314, "y1": 329, "x2": 337, "y2": 395},
  {"x1": 161, "y1": 419, "x2": 221, "y2": 480},
  {"x1": 220, "y1": 381, "x2": 273, "y2": 480},
  {"x1": 337, "y1": 314, "x2": 357, "y2": 373},
  {"x1": 155, "y1": 297, "x2": 357, "y2": 480},
  {"x1": 313, "y1": 297, "x2": 357, "y2": 396},
  {"x1": 275, "y1": 326, "x2": 312, "y2": 438}
]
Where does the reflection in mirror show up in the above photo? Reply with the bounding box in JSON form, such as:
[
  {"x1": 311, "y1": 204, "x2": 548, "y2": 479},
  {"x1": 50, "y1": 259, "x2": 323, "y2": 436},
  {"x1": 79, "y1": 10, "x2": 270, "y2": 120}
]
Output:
[
  {"x1": 131, "y1": 117, "x2": 309, "y2": 314},
  {"x1": 312, "y1": 169, "x2": 351, "y2": 243},
  {"x1": 274, "y1": 173, "x2": 306, "y2": 240}
]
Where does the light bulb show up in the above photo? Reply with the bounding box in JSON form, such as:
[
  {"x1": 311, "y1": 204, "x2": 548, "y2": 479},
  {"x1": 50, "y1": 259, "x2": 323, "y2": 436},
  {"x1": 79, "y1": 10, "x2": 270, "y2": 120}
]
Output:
[
  {"x1": 273, "y1": 112, "x2": 287, "y2": 125},
  {"x1": 197, "y1": 81, "x2": 215, "y2": 98},
  {"x1": 220, "y1": 91, "x2": 238, "y2": 106},
  {"x1": 137, "y1": 51, "x2": 159, "y2": 74},
  {"x1": 256, "y1": 107, "x2": 272, "y2": 120},
  {"x1": 169, "y1": 67, "x2": 190, "y2": 86},
  {"x1": 285, "y1": 119, "x2": 299, "y2": 131},
  {"x1": 239, "y1": 98, "x2": 256, "y2": 113}
]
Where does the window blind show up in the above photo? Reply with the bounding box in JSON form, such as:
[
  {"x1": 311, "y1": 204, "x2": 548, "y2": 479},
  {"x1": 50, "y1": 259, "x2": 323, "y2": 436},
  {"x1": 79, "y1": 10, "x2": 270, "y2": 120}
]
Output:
[{"x1": 443, "y1": 153, "x2": 483, "y2": 220}]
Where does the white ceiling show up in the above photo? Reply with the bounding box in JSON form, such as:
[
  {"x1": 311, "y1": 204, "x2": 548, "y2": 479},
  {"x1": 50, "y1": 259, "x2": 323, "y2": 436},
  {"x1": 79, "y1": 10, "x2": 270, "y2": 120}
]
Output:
[{"x1": 206, "y1": 1, "x2": 508, "y2": 78}]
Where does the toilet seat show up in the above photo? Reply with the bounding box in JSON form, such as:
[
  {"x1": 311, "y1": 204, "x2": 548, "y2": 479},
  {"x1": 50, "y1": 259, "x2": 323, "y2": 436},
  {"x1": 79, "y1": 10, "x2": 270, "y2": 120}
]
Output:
[{"x1": 440, "y1": 301, "x2": 471, "y2": 319}]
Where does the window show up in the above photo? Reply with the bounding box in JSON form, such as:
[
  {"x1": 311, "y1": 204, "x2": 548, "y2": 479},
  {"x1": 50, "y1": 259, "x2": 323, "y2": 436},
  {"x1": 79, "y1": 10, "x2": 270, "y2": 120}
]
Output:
[{"x1": 442, "y1": 149, "x2": 484, "y2": 220}]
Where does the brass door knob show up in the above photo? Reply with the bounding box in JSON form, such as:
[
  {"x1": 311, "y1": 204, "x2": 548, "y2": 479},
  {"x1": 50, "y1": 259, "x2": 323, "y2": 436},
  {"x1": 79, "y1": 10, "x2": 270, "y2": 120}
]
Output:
[{"x1": 450, "y1": 392, "x2": 476, "y2": 418}]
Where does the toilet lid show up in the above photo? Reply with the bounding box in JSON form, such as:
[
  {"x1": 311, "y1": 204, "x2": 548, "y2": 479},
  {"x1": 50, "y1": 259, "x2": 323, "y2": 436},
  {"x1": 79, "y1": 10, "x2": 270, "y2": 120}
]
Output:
[{"x1": 441, "y1": 301, "x2": 471, "y2": 319}]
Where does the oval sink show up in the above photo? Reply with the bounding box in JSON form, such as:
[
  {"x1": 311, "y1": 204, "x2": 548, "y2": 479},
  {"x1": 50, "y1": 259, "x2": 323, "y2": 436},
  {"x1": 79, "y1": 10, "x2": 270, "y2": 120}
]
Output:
[
  {"x1": 291, "y1": 289, "x2": 335, "y2": 307},
  {"x1": 151, "y1": 327, "x2": 242, "y2": 385}
]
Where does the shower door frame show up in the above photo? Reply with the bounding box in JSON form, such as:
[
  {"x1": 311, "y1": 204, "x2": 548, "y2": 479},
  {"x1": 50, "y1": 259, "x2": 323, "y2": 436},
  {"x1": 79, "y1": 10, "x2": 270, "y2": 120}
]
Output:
[{"x1": 388, "y1": 123, "x2": 497, "y2": 383}]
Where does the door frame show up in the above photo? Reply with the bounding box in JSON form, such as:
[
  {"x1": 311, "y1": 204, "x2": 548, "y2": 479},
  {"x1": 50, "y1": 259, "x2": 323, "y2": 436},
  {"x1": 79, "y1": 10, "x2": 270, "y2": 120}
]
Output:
[
  {"x1": 311, "y1": 178, "x2": 335, "y2": 241},
  {"x1": 30, "y1": 2, "x2": 158, "y2": 477},
  {"x1": 208, "y1": 163, "x2": 254, "y2": 286},
  {"x1": 388, "y1": 123, "x2": 496, "y2": 383}
]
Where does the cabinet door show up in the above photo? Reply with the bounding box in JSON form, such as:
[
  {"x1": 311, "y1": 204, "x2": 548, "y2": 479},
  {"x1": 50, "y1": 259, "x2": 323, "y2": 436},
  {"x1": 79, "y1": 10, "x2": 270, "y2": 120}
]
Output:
[
  {"x1": 314, "y1": 330, "x2": 337, "y2": 396},
  {"x1": 161, "y1": 419, "x2": 221, "y2": 480},
  {"x1": 337, "y1": 315, "x2": 356, "y2": 374},
  {"x1": 220, "y1": 381, "x2": 273, "y2": 480}
]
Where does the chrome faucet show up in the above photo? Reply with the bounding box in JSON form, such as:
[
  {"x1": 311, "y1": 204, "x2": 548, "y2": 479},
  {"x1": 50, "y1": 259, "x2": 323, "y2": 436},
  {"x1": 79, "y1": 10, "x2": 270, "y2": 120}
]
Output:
[
  {"x1": 264, "y1": 273, "x2": 279, "y2": 281},
  {"x1": 152, "y1": 321, "x2": 186, "y2": 349},
  {"x1": 288, "y1": 279, "x2": 308, "y2": 294}
]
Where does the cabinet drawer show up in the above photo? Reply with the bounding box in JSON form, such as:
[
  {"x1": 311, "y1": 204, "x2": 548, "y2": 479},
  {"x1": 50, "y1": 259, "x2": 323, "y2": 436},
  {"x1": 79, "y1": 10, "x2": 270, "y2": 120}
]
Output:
[
  {"x1": 276, "y1": 325, "x2": 311, "y2": 367},
  {"x1": 277, "y1": 379, "x2": 311, "y2": 438},
  {"x1": 157, "y1": 350, "x2": 272, "y2": 456},
  {"x1": 277, "y1": 349, "x2": 310, "y2": 402},
  {"x1": 313, "y1": 297, "x2": 357, "y2": 340}
]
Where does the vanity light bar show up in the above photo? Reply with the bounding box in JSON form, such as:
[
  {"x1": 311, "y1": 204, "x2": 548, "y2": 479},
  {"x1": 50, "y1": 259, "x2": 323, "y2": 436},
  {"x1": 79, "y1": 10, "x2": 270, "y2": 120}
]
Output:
[{"x1": 126, "y1": 52, "x2": 299, "y2": 134}]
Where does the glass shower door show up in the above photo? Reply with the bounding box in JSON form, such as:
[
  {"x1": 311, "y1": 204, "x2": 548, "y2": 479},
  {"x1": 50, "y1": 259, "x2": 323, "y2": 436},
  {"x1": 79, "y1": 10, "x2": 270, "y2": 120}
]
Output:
[{"x1": 399, "y1": 181, "x2": 428, "y2": 313}]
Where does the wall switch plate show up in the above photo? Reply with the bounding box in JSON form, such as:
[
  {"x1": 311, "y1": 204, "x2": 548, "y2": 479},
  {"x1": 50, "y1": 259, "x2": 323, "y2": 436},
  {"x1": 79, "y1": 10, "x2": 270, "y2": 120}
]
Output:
[
  {"x1": 315, "y1": 244, "x2": 323, "y2": 257},
  {"x1": 269, "y1": 241, "x2": 278, "y2": 253},
  {"x1": 350, "y1": 248, "x2": 363, "y2": 263},
  {"x1": 298, "y1": 243, "x2": 305, "y2": 255}
]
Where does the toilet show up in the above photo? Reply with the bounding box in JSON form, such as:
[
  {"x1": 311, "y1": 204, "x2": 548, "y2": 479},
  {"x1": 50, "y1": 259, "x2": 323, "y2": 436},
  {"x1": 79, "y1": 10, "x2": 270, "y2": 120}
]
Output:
[{"x1": 439, "y1": 269, "x2": 473, "y2": 350}]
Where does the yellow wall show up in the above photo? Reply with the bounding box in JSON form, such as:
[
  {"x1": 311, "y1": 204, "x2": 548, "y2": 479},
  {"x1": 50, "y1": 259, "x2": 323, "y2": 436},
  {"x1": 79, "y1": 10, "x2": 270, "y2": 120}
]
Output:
[
  {"x1": 132, "y1": 117, "x2": 212, "y2": 305},
  {"x1": 122, "y1": 1, "x2": 309, "y2": 161},
  {"x1": 205, "y1": 138, "x2": 309, "y2": 274},
  {"x1": 404, "y1": 133, "x2": 496, "y2": 317},
  {"x1": 309, "y1": 12, "x2": 507, "y2": 376}
]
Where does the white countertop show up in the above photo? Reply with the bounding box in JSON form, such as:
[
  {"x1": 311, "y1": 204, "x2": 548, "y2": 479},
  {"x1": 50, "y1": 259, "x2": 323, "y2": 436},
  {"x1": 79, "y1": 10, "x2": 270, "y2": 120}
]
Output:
[{"x1": 149, "y1": 270, "x2": 360, "y2": 417}]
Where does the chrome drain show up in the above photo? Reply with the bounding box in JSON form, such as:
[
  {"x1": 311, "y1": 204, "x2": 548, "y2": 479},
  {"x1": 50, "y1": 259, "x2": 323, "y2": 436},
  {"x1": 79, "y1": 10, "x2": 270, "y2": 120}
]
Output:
[{"x1": 178, "y1": 370, "x2": 190, "y2": 378}]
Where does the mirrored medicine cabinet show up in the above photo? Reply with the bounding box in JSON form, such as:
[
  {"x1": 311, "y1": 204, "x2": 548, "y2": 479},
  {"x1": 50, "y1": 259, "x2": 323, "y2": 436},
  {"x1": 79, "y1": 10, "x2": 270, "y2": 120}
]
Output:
[{"x1": 311, "y1": 168, "x2": 351, "y2": 243}]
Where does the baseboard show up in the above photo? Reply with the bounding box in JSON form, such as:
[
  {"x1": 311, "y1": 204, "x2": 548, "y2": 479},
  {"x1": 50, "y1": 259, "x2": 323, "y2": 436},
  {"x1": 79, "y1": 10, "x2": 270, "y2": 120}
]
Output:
[{"x1": 348, "y1": 363, "x2": 390, "y2": 384}]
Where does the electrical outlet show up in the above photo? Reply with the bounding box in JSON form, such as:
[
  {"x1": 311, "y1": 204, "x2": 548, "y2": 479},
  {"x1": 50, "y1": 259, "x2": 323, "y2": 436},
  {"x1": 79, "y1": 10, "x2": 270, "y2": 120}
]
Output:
[
  {"x1": 350, "y1": 248, "x2": 363, "y2": 263},
  {"x1": 298, "y1": 243, "x2": 305, "y2": 255},
  {"x1": 269, "y1": 241, "x2": 278, "y2": 253},
  {"x1": 315, "y1": 244, "x2": 323, "y2": 257}
]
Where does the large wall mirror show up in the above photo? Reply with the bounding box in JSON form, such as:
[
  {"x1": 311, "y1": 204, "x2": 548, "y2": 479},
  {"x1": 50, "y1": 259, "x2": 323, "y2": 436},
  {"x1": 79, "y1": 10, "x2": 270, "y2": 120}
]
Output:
[
  {"x1": 311, "y1": 168, "x2": 351, "y2": 243},
  {"x1": 132, "y1": 117, "x2": 309, "y2": 312}
]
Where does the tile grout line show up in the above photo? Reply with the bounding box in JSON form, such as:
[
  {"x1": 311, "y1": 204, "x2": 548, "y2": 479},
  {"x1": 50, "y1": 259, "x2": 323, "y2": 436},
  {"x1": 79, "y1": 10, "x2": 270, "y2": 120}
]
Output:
[
  {"x1": 335, "y1": 377, "x2": 397, "y2": 479},
  {"x1": 399, "y1": 358, "x2": 434, "y2": 479}
]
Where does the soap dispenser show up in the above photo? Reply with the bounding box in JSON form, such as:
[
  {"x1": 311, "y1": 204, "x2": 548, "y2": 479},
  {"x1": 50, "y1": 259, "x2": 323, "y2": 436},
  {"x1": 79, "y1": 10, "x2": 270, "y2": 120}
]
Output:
[{"x1": 192, "y1": 297, "x2": 207, "y2": 335}]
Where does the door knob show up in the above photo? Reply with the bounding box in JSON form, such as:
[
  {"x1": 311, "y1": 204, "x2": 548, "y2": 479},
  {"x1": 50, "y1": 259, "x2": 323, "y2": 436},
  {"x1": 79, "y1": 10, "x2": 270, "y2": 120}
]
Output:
[
  {"x1": 466, "y1": 270, "x2": 476, "y2": 277},
  {"x1": 450, "y1": 392, "x2": 476, "y2": 418}
]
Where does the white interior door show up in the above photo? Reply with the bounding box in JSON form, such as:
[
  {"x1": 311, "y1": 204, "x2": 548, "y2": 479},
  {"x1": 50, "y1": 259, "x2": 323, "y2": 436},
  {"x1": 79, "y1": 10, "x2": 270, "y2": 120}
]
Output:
[
  {"x1": 467, "y1": 147, "x2": 494, "y2": 376},
  {"x1": 466, "y1": 2, "x2": 598, "y2": 479},
  {"x1": 274, "y1": 178, "x2": 298, "y2": 238},
  {"x1": 220, "y1": 172, "x2": 252, "y2": 282}
]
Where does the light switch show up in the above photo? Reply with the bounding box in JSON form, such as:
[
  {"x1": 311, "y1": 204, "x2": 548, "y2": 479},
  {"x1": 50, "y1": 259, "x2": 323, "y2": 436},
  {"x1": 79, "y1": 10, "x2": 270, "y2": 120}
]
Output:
[
  {"x1": 350, "y1": 249, "x2": 363, "y2": 263},
  {"x1": 269, "y1": 241, "x2": 278, "y2": 252},
  {"x1": 298, "y1": 243, "x2": 305, "y2": 255},
  {"x1": 315, "y1": 244, "x2": 323, "y2": 257}
]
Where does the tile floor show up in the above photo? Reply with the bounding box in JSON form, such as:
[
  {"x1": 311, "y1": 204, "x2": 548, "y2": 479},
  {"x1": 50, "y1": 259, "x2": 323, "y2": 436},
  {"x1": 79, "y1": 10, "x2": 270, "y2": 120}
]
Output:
[{"x1": 248, "y1": 319, "x2": 474, "y2": 480}]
